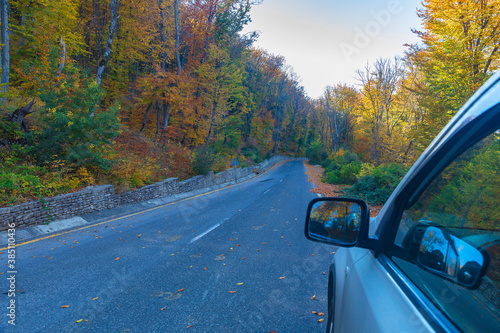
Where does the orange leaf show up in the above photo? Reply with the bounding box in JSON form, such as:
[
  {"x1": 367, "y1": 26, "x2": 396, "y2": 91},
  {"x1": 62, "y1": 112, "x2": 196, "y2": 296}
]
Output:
[
  {"x1": 319, "y1": 312, "x2": 326, "y2": 316},
  {"x1": 229, "y1": 291, "x2": 236, "y2": 294},
  {"x1": 318, "y1": 318, "x2": 325, "y2": 323},
  {"x1": 61, "y1": 305, "x2": 70, "y2": 308},
  {"x1": 279, "y1": 276, "x2": 285, "y2": 280},
  {"x1": 177, "y1": 288, "x2": 185, "y2": 292},
  {"x1": 114, "y1": 257, "x2": 120, "y2": 261},
  {"x1": 161, "y1": 307, "x2": 166, "y2": 311}
]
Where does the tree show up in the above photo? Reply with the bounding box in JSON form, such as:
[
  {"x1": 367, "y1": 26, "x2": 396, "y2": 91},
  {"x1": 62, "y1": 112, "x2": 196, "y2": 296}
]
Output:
[
  {"x1": 0, "y1": 0, "x2": 9, "y2": 102},
  {"x1": 408, "y1": 0, "x2": 500, "y2": 146}
]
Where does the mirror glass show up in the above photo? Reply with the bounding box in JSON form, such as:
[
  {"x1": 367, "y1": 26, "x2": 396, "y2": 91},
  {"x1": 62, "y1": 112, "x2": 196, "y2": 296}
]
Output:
[
  {"x1": 417, "y1": 226, "x2": 485, "y2": 287},
  {"x1": 307, "y1": 200, "x2": 361, "y2": 244}
]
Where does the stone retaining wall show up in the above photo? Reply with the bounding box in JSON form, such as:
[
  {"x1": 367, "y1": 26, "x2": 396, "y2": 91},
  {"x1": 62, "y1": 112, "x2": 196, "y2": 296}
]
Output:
[{"x1": 0, "y1": 156, "x2": 290, "y2": 231}]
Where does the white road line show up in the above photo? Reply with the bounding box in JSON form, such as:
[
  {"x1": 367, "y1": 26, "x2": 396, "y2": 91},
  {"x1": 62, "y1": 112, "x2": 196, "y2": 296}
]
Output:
[
  {"x1": 189, "y1": 223, "x2": 221, "y2": 244},
  {"x1": 263, "y1": 189, "x2": 270, "y2": 195}
]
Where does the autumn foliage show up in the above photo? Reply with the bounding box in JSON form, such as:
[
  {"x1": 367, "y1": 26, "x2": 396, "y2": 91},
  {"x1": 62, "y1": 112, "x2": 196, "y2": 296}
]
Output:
[{"x1": 1, "y1": 0, "x2": 500, "y2": 206}]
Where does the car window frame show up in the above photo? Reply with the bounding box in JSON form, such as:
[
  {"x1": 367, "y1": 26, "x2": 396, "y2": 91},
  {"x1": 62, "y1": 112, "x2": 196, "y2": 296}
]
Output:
[{"x1": 373, "y1": 104, "x2": 500, "y2": 332}]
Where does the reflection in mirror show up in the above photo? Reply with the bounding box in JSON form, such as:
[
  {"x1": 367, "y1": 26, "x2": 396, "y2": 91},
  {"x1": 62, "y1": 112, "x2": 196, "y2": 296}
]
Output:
[
  {"x1": 417, "y1": 226, "x2": 485, "y2": 287},
  {"x1": 308, "y1": 200, "x2": 361, "y2": 244}
]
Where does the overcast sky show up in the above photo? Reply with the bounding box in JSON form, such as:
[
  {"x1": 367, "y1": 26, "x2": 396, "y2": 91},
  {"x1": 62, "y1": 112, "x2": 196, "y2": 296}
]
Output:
[{"x1": 241, "y1": 0, "x2": 423, "y2": 99}]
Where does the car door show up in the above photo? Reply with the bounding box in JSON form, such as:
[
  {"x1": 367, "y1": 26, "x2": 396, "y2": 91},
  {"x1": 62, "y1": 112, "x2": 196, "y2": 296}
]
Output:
[{"x1": 338, "y1": 74, "x2": 500, "y2": 332}]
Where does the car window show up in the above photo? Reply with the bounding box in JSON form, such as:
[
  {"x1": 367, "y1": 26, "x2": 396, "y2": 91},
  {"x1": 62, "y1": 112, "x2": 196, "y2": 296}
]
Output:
[{"x1": 391, "y1": 129, "x2": 500, "y2": 332}]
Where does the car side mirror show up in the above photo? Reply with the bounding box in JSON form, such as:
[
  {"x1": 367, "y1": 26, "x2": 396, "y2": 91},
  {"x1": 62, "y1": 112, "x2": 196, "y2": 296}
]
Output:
[
  {"x1": 403, "y1": 224, "x2": 490, "y2": 289},
  {"x1": 305, "y1": 198, "x2": 370, "y2": 247}
]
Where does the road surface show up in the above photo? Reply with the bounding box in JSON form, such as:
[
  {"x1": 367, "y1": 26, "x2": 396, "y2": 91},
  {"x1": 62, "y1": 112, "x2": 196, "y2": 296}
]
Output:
[{"x1": 1, "y1": 160, "x2": 336, "y2": 332}]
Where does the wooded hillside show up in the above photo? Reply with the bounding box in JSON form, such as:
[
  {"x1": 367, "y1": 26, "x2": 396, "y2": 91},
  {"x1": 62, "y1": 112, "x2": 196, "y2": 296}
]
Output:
[{"x1": 1, "y1": 0, "x2": 499, "y2": 206}]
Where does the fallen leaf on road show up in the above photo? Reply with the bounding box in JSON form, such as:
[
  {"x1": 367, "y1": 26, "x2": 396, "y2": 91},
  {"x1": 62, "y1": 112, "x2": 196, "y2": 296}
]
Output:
[
  {"x1": 262, "y1": 243, "x2": 267, "y2": 245},
  {"x1": 137, "y1": 234, "x2": 142, "y2": 238},
  {"x1": 160, "y1": 307, "x2": 166, "y2": 311},
  {"x1": 279, "y1": 276, "x2": 285, "y2": 280},
  {"x1": 318, "y1": 319, "x2": 324, "y2": 323},
  {"x1": 48, "y1": 257, "x2": 53, "y2": 259},
  {"x1": 177, "y1": 288, "x2": 185, "y2": 292},
  {"x1": 241, "y1": 257, "x2": 246, "y2": 260},
  {"x1": 61, "y1": 305, "x2": 70, "y2": 308},
  {"x1": 229, "y1": 291, "x2": 236, "y2": 294},
  {"x1": 322, "y1": 272, "x2": 326, "y2": 275},
  {"x1": 92, "y1": 297, "x2": 98, "y2": 301},
  {"x1": 319, "y1": 312, "x2": 326, "y2": 316},
  {"x1": 203, "y1": 267, "x2": 207, "y2": 270},
  {"x1": 75, "y1": 319, "x2": 83, "y2": 323},
  {"x1": 114, "y1": 257, "x2": 120, "y2": 261},
  {"x1": 186, "y1": 325, "x2": 194, "y2": 328},
  {"x1": 312, "y1": 311, "x2": 318, "y2": 314},
  {"x1": 311, "y1": 295, "x2": 317, "y2": 300},
  {"x1": 237, "y1": 283, "x2": 243, "y2": 285}
]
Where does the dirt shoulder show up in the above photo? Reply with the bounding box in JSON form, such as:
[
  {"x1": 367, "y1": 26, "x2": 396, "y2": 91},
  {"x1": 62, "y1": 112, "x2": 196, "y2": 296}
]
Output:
[
  {"x1": 303, "y1": 161, "x2": 382, "y2": 217},
  {"x1": 303, "y1": 161, "x2": 349, "y2": 197}
]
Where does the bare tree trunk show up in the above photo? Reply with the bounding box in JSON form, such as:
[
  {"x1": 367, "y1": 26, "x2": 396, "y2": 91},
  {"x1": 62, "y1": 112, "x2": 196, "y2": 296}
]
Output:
[
  {"x1": 95, "y1": 0, "x2": 119, "y2": 87},
  {"x1": 203, "y1": 101, "x2": 217, "y2": 153},
  {"x1": 155, "y1": 100, "x2": 161, "y2": 140},
  {"x1": 139, "y1": 102, "x2": 153, "y2": 135},
  {"x1": 160, "y1": 100, "x2": 170, "y2": 140},
  {"x1": 174, "y1": 0, "x2": 181, "y2": 75},
  {"x1": 57, "y1": 37, "x2": 66, "y2": 75},
  {"x1": 1, "y1": 0, "x2": 10, "y2": 102}
]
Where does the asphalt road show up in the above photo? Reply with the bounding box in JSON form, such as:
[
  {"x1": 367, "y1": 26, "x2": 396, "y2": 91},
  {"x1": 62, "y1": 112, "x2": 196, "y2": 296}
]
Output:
[{"x1": 0, "y1": 160, "x2": 336, "y2": 333}]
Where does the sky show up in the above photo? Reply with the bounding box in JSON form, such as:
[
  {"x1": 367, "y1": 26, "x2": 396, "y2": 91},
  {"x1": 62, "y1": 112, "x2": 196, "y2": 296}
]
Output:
[{"x1": 241, "y1": 0, "x2": 423, "y2": 99}]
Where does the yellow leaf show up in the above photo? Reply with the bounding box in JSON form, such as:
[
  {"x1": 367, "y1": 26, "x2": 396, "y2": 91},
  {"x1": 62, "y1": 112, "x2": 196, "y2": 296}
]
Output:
[
  {"x1": 92, "y1": 297, "x2": 98, "y2": 301},
  {"x1": 61, "y1": 305, "x2": 70, "y2": 308},
  {"x1": 318, "y1": 319, "x2": 325, "y2": 323},
  {"x1": 312, "y1": 311, "x2": 318, "y2": 314},
  {"x1": 236, "y1": 283, "x2": 243, "y2": 286},
  {"x1": 75, "y1": 319, "x2": 83, "y2": 323}
]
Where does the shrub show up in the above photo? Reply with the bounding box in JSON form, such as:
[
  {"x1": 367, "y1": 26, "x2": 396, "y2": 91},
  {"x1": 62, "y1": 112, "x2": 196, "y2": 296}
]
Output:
[
  {"x1": 305, "y1": 139, "x2": 327, "y2": 165},
  {"x1": 345, "y1": 163, "x2": 409, "y2": 204},
  {"x1": 323, "y1": 161, "x2": 362, "y2": 185},
  {"x1": 26, "y1": 66, "x2": 121, "y2": 172},
  {"x1": 191, "y1": 148, "x2": 216, "y2": 175},
  {"x1": 241, "y1": 146, "x2": 262, "y2": 163},
  {"x1": 322, "y1": 150, "x2": 362, "y2": 185}
]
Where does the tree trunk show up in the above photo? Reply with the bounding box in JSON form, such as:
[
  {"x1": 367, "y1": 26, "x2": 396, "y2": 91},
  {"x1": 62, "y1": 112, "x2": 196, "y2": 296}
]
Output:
[
  {"x1": 139, "y1": 102, "x2": 152, "y2": 135},
  {"x1": 1, "y1": 0, "x2": 10, "y2": 102},
  {"x1": 95, "y1": 0, "x2": 119, "y2": 87},
  {"x1": 174, "y1": 0, "x2": 181, "y2": 75},
  {"x1": 160, "y1": 100, "x2": 170, "y2": 140},
  {"x1": 155, "y1": 100, "x2": 161, "y2": 140},
  {"x1": 57, "y1": 36, "x2": 66, "y2": 75},
  {"x1": 203, "y1": 100, "x2": 217, "y2": 153}
]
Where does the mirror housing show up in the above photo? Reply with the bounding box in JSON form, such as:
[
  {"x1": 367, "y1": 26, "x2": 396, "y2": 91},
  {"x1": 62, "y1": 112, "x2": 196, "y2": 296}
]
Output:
[
  {"x1": 305, "y1": 197, "x2": 371, "y2": 247},
  {"x1": 402, "y1": 223, "x2": 490, "y2": 289}
]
